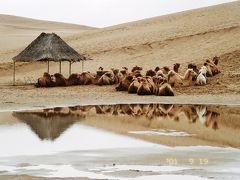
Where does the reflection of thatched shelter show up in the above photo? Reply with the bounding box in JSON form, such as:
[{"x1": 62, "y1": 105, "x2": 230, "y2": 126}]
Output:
[
  {"x1": 13, "y1": 111, "x2": 85, "y2": 140},
  {"x1": 12, "y1": 32, "x2": 90, "y2": 85}
]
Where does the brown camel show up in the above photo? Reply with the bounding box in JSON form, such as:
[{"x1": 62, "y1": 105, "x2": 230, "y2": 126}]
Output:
[
  {"x1": 128, "y1": 77, "x2": 141, "y2": 94},
  {"x1": 67, "y1": 73, "x2": 81, "y2": 86},
  {"x1": 36, "y1": 72, "x2": 54, "y2": 87},
  {"x1": 79, "y1": 72, "x2": 95, "y2": 85},
  {"x1": 206, "y1": 59, "x2": 220, "y2": 76},
  {"x1": 116, "y1": 75, "x2": 133, "y2": 91},
  {"x1": 137, "y1": 78, "x2": 152, "y2": 95},
  {"x1": 53, "y1": 73, "x2": 67, "y2": 86},
  {"x1": 97, "y1": 71, "x2": 116, "y2": 86},
  {"x1": 168, "y1": 69, "x2": 196, "y2": 87},
  {"x1": 154, "y1": 78, "x2": 174, "y2": 96}
]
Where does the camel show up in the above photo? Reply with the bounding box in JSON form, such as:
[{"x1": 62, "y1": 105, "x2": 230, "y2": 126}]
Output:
[
  {"x1": 152, "y1": 76, "x2": 166, "y2": 94},
  {"x1": 167, "y1": 71, "x2": 183, "y2": 87},
  {"x1": 128, "y1": 77, "x2": 141, "y2": 94},
  {"x1": 196, "y1": 66, "x2": 207, "y2": 85},
  {"x1": 203, "y1": 62, "x2": 213, "y2": 77},
  {"x1": 67, "y1": 73, "x2": 81, "y2": 86},
  {"x1": 168, "y1": 69, "x2": 196, "y2": 87},
  {"x1": 79, "y1": 72, "x2": 95, "y2": 85},
  {"x1": 145, "y1": 76, "x2": 155, "y2": 94},
  {"x1": 116, "y1": 75, "x2": 133, "y2": 91},
  {"x1": 155, "y1": 78, "x2": 174, "y2": 96},
  {"x1": 206, "y1": 59, "x2": 220, "y2": 76},
  {"x1": 111, "y1": 68, "x2": 123, "y2": 84},
  {"x1": 53, "y1": 73, "x2": 67, "y2": 86},
  {"x1": 97, "y1": 71, "x2": 116, "y2": 86},
  {"x1": 137, "y1": 78, "x2": 152, "y2": 95},
  {"x1": 36, "y1": 72, "x2": 53, "y2": 87}
]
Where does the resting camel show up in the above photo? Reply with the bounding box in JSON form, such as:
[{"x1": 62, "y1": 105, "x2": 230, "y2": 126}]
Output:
[
  {"x1": 67, "y1": 73, "x2": 81, "y2": 86},
  {"x1": 54, "y1": 73, "x2": 67, "y2": 86},
  {"x1": 97, "y1": 71, "x2": 116, "y2": 86},
  {"x1": 137, "y1": 78, "x2": 152, "y2": 95},
  {"x1": 196, "y1": 66, "x2": 207, "y2": 85},
  {"x1": 154, "y1": 78, "x2": 174, "y2": 96},
  {"x1": 203, "y1": 62, "x2": 213, "y2": 77},
  {"x1": 128, "y1": 77, "x2": 141, "y2": 94},
  {"x1": 36, "y1": 72, "x2": 53, "y2": 87},
  {"x1": 146, "y1": 76, "x2": 155, "y2": 94},
  {"x1": 116, "y1": 75, "x2": 133, "y2": 91},
  {"x1": 79, "y1": 72, "x2": 95, "y2": 85},
  {"x1": 111, "y1": 68, "x2": 123, "y2": 84},
  {"x1": 168, "y1": 69, "x2": 196, "y2": 87},
  {"x1": 206, "y1": 59, "x2": 220, "y2": 76}
]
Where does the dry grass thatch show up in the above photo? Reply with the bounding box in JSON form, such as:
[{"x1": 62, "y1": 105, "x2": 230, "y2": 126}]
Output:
[{"x1": 12, "y1": 32, "x2": 88, "y2": 62}]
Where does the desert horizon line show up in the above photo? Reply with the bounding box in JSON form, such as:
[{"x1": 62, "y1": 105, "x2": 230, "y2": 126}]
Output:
[{"x1": 0, "y1": 0, "x2": 236, "y2": 28}]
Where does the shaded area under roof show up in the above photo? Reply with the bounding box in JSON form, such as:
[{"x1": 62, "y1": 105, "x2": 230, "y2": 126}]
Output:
[{"x1": 12, "y1": 32, "x2": 88, "y2": 62}]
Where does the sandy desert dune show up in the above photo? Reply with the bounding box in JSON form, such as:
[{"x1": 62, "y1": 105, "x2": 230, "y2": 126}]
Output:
[{"x1": 0, "y1": 1, "x2": 240, "y2": 110}]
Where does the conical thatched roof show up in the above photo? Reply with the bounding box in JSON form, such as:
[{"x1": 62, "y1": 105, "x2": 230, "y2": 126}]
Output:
[{"x1": 12, "y1": 32, "x2": 87, "y2": 62}]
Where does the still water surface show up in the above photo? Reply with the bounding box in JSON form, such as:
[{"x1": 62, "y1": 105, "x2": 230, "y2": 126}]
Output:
[{"x1": 0, "y1": 104, "x2": 239, "y2": 179}]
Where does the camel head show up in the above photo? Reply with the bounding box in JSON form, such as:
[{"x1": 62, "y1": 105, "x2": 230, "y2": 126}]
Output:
[
  {"x1": 131, "y1": 65, "x2": 143, "y2": 72},
  {"x1": 173, "y1": 63, "x2": 180, "y2": 73},
  {"x1": 146, "y1": 69, "x2": 156, "y2": 77},
  {"x1": 213, "y1": 56, "x2": 219, "y2": 65},
  {"x1": 162, "y1": 66, "x2": 170, "y2": 74},
  {"x1": 98, "y1": 66, "x2": 104, "y2": 71},
  {"x1": 154, "y1": 66, "x2": 160, "y2": 72}
]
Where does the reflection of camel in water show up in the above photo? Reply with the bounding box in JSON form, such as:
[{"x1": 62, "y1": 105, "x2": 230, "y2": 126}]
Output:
[
  {"x1": 196, "y1": 106, "x2": 220, "y2": 130},
  {"x1": 13, "y1": 104, "x2": 221, "y2": 141},
  {"x1": 93, "y1": 104, "x2": 221, "y2": 130},
  {"x1": 12, "y1": 108, "x2": 86, "y2": 141}
]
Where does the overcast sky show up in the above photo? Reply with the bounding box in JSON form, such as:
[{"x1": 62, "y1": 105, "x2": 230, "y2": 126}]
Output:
[{"x1": 0, "y1": 0, "x2": 236, "y2": 27}]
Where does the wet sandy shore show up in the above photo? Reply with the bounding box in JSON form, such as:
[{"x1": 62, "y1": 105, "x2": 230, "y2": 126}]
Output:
[{"x1": 0, "y1": 85, "x2": 240, "y2": 112}]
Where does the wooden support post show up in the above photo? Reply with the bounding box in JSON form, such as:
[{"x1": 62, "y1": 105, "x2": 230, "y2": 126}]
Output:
[
  {"x1": 47, "y1": 61, "x2": 50, "y2": 73},
  {"x1": 13, "y1": 61, "x2": 16, "y2": 86},
  {"x1": 69, "y1": 61, "x2": 72, "y2": 75},
  {"x1": 82, "y1": 61, "x2": 84, "y2": 72},
  {"x1": 59, "y1": 61, "x2": 62, "y2": 73}
]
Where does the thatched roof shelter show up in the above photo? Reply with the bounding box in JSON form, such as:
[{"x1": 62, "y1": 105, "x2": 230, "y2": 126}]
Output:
[
  {"x1": 12, "y1": 32, "x2": 90, "y2": 85},
  {"x1": 13, "y1": 32, "x2": 87, "y2": 62}
]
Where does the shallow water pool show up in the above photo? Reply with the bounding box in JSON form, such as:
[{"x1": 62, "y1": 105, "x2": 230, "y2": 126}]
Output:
[{"x1": 0, "y1": 104, "x2": 239, "y2": 179}]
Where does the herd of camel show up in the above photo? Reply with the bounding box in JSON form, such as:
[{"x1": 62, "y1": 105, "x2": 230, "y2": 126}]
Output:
[
  {"x1": 37, "y1": 56, "x2": 220, "y2": 96},
  {"x1": 44, "y1": 104, "x2": 220, "y2": 130}
]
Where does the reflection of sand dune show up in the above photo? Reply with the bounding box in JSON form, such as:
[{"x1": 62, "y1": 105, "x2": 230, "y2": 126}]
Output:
[{"x1": 12, "y1": 110, "x2": 85, "y2": 140}]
